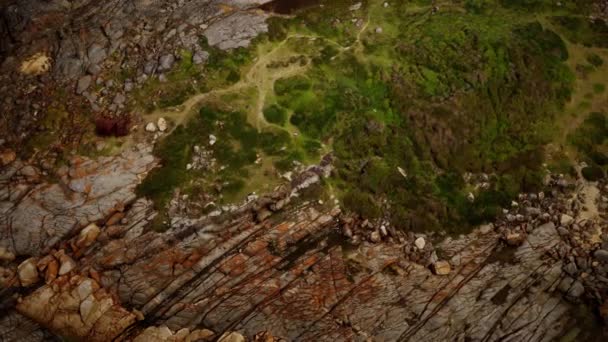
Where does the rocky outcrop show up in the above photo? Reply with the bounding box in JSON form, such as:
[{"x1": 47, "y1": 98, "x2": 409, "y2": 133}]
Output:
[
  {"x1": 2, "y1": 149, "x2": 607, "y2": 341},
  {"x1": 0, "y1": 144, "x2": 156, "y2": 257}
]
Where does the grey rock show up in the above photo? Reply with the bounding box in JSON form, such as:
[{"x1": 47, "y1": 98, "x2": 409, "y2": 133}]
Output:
[
  {"x1": 87, "y1": 64, "x2": 102, "y2": 75},
  {"x1": 564, "y1": 262, "x2": 578, "y2": 276},
  {"x1": 567, "y1": 280, "x2": 585, "y2": 298},
  {"x1": 158, "y1": 54, "x2": 175, "y2": 71},
  {"x1": 88, "y1": 43, "x2": 107, "y2": 65},
  {"x1": 76, "y1": 75, "x2": 92, "y2": 94},
  {"x1": 192, "y1": 50, "x2": 210, "y2": 65}
]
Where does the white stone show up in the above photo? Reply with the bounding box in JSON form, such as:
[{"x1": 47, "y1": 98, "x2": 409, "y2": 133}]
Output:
[
  {"x1": 157, "y1": 117, "x2": 168, "y2": 132},
  {"x1": 209, "y1": 134, "x2": 217, "y2": 146},
  {"x1": 145, "y1": 122, "x2": 157, "y2": 132},
  {"x1": 415, "y1": 237, "x2": 426, "y2": 250}
]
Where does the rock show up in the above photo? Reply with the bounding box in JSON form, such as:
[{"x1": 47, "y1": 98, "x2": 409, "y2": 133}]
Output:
[
  {"x1": 87, "y1": 64, "x2": 102, "y2": 75},
  {"x1": 17, "y1": 258, "x2": 39, "y2": 287},
  {"x1": 505, "y1": 231, "x2": 525, "y2": 246},
  {"x1": 0, "y1": 149, "x2": 16, "y2": 166},
  {"x1": 218, "y1": 332, "x2": 246, "y2": 342},
  {"x1": 88, "y1": 43, "x2": 107, "y2": 65},
  {"x1": 209, "y1": 134, "x2": 217, "y2": 146},
  {"x1": 113, "y1": 93, "x2": 126, "y2": 105},
  {"x1": 432, "y1": 261, "x2": 451, "y2": 275},
  {"x1": 479, "y1": 223, "x2": 494, "y2": 235},
  {"x1": 188, "y1": 329, "x2": 215, "y2": 341},
  {"x1": 567, "y1": 280, "x2": 585, "y2": 298},
  {"x1": 375, "y1": 27, "x2": 383, "y2": 34},
  {"x1": 0, "y1": 246, "x2": 15, "y2": 261},
  {"x1": 77, "y1": 223, "x2": 101, "y2": 248},
  {"x1": 145, "y1": 122, "x2": 158, "y2": 132},
  {"x1": 193, "y1": 50, "x2": 210, "y2": 65},
  {"x1": 467, "y1": 192, "x2": 475, "y2": 202},
  {"x1": 58, "y1": 253, "x2": 76, "y2": 275},
  {"x1": 45, "y1": 258, "x2": 58, "y2": 283},
  {"x1": 564, "y1": 262, "x2": 578, "y2": 276},
  {"x1": 369, "y1": 231, "x2": 381, "y2": 243},
  {"x1": 76, "y1": 75, "x2": 92, "y2": 94},
  {"x1": 594, "y1": 249, "x2": 608, "y2": 263},
  {"x1": 158, "y1": 54, "x2": 175, "y2": 71},
  {"x1": 557, "y1": 226, "x2": 570, "y2": 236},
  {"x1": 157, "y1": 118, "x2": 168, "y2": 132},
  {"x1": 414, "y1": 237, "x2": 426, "y2": 250},
  {"x1": 560, "y1": 214, "x2": 574, "y2": 226}
]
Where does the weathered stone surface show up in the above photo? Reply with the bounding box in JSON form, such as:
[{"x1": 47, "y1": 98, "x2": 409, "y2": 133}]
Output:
[
  {"x1": 0, "y1": 144, "x2": 156, "y2": 257},
  {"x1": 2, "y1": 161, "x2": 607, "y2": 341}
]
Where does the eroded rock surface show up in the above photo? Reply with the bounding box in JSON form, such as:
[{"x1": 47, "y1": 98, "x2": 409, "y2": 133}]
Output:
[{"x1": 1, "y1": 149, "x2": 607, "y2": 340}]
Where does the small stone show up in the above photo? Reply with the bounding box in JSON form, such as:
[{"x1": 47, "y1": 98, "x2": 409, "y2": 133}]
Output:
[
  {"x1": 0, "y1": 149, "x2": 16, "y2": 166},
  {"x1": 188, "y1": 329, "x2": 215, "y2": 341},
  {"x1": 567, "y1": 280, "x2": 585, "y2": 298},
  {"x1": 77, "y1": 223, "x2": 101, "y2": 248},
  {"x1": 564, "y1": 262, "x2": 578, "y2": 276},
  {"x1": 414, "y1": 237, "x2": 426, "y2": 250},
  {"x1": 557, "y1": 226, "x2": 570, "y2": 236},
  {"x1": 157, "y1": 117, "x2": 168, "y2": 132},
  {"x1": 145, "y1": 122, "x2": 158, "y2": 132},
  {"x1": 193, "y1": 50, "x2": 210, "y2": 65},
  {"x1": 18, "y1": 258, "x2": 39, "y2": 287},
  {"x1": 369, "y1": 231, "x2": 381, "y2": 243},
  {"x1": 375, "y1": 27, "x2": 383, "y2": 34},
  {"x1": 0, "y1": 247, "x2": 15, "y2": 261},
  {"x1": 76, "y1": 75, "x2": 92, "y2": 94},
  {"x1": 58, "y1": 254, "x2": 76, "y2": 275},
  {"x1": 432, "y1": 261, "x2": 451, "y2": 275},
  {"x1": 560, "y1": 214, "x2": 574, "y2": 226},
  {"x1": 209, "y1": 134, "x2": 217, "y2": 146},
  {"x1": 218, "y1": 332, "x2": 245, "y2": 342},
  {"x1": 505, "y1": 232, "x2": 524, "y2": 246},
  {"x1": 158, "y1": 54, "x2": 175, "y2": 71}
]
